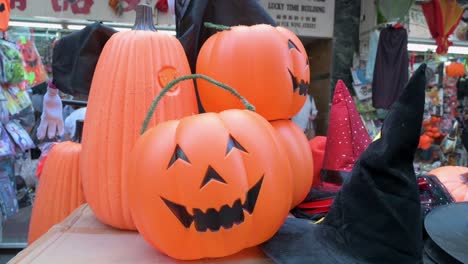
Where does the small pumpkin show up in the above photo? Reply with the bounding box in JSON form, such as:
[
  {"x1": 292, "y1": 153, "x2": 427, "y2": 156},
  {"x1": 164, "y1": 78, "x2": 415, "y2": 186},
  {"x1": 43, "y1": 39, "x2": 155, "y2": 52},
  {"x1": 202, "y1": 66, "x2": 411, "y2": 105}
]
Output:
[
  {"x1": 428, "y1": 166, "x2": 468, "y2": 202},
  {"x1": 28, "y1": 122, "x2": 85, "y2": 244},
  {"x1": 270, "y1": 120, "x2": 313, "y2": 207},
  {"x1": 81, "y1": 4, "x2": 198, "y2": 230},
  {"x1": 196, "y1": 24, "x2": 309, "y2": 121},
  {"x1": 128, "y1": 75, "x2": 293, "y2": 260}
]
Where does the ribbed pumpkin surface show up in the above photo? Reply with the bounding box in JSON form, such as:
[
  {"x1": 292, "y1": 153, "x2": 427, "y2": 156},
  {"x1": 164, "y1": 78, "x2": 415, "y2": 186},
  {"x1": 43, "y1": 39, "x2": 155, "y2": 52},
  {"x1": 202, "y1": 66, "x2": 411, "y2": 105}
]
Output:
[
  {"x1": 28, "y1": 141, "x2": 85, "y2": 244},
  {"x1": 270, "y1": 120, "x2": 313, "y2": 208},
  {"x1": 81, "y1": 30, "x2": 198, "y2": 230},
  {"x1": 429, "y1": 166, "x2": 468, "y2": 202}
]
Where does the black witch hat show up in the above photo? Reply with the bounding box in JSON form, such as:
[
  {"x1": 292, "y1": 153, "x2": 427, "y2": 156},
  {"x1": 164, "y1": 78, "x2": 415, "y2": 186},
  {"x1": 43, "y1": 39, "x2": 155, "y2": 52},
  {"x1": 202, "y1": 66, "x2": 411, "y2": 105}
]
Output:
[
  {"x1": 261, "y1": 64, "x2": 428, "y2": 264},
  {"x1": 423, "y1": 202, "x2": 468, "y2": 264},
  {"x1": 52, "y1": 21, "x2": 116, "y2": 96}
]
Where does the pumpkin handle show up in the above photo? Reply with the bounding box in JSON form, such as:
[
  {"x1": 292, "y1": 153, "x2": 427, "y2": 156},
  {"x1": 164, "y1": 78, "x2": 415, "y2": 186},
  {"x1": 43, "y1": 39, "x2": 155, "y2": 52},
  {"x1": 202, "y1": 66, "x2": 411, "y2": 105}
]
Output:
[
  {"x1": 204, "y1": 22, "x2": 231, "y2": 31},
  {"x1": 141, "y1": 74, "x2": 255, "y2": 134}
]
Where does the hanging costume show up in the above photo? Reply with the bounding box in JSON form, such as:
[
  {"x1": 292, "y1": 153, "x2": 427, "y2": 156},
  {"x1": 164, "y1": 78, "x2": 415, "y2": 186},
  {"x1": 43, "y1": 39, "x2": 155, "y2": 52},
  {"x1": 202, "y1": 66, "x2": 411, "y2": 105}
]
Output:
[{"x1": 372, "y1": 26, "x2": 409, "y2": 109}]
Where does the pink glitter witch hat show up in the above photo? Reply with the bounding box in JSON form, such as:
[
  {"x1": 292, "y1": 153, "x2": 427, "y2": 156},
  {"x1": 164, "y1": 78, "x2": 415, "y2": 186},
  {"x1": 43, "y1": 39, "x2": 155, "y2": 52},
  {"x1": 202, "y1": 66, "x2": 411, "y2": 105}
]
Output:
[{"x1": 321, "y1": 80, "x2": 371, "y2": 183}]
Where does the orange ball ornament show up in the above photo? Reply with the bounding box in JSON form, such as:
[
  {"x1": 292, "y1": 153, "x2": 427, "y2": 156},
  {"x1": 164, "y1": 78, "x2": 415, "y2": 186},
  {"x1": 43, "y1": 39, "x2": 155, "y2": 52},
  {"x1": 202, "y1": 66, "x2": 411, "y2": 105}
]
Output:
[
  {"x1": 196, "y1": 24, "x2": 310, "y2": 121},
  {"x1": 127, "y1": 75, "x2": 293, "y2": 260}
]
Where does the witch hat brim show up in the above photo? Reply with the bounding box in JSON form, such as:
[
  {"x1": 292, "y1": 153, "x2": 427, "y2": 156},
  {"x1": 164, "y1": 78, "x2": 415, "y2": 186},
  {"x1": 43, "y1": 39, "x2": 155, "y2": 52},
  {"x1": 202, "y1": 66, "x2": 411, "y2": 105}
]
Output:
[
  {"x1": 52, "y1": 22, "x2": 116, "y2": 96},
  {"x1": 262, "y1": 64, "x2": 427, "y2": 264},
  {"x1": 423, "y1": 202, "x2": 468, "y2": 263}
]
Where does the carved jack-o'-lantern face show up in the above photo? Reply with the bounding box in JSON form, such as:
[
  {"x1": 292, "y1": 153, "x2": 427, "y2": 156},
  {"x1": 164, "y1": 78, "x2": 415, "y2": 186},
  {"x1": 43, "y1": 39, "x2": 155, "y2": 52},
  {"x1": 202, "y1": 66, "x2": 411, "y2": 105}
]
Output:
[
  {"x1": 127, "y1": 110, "x2": 293, "y2": 260},
  {"x1": 196, "y1": 24, "x2": 310, "y2": 121},
  {"x1": 0, "y1": 0, "x2": 10, "y2": 32}
]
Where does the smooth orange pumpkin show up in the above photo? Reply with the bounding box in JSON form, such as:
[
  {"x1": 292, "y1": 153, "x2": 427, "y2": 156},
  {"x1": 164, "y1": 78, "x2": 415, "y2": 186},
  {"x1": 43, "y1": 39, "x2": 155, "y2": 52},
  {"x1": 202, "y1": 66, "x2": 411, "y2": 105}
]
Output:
[
  {"x1": 270, "y1": 120, "x2": 313, "y2": 208},
  {"x1": 196, "y1": 24, "x2": 309, "y2": 121},
  {"x1": 428, "y1": 166, "x2": 468, "y2": 202},
  {"x1": 81, "y1": 4, "x2": 198, "y2": 230},
  {"x1": 28, "y1": 141, "x2": 85, "y2": 244},
  {"x1": 127, "y1": 75, "x2": 293, "y2": 260}
]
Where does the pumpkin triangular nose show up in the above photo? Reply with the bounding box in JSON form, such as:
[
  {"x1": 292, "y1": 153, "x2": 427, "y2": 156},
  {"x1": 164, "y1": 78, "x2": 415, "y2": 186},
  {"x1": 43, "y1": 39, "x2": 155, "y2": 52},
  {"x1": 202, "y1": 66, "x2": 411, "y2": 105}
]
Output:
[{"x1": 201, "y1": 166, "x2": 227, "y2": 189}]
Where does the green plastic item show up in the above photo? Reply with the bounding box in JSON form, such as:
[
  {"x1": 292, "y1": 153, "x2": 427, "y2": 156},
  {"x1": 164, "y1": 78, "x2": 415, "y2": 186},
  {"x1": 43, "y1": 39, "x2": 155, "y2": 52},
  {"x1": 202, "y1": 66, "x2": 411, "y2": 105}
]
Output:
[
  {"x1": 0, "y1": 40, "x2": 26, "y2": 85},
  {"x1": 376, "y1": 0, "x2": 414, "y2": 24}
]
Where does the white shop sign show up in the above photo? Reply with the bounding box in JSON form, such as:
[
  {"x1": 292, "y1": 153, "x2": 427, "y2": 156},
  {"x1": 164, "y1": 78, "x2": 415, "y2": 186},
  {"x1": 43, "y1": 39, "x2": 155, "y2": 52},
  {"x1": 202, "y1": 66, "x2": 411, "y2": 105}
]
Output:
[
  {"x1": 258, "y1": 0, "x2": 335, "y2": 38},
  {"x1": 9, "y1": 0, "x2": 174, "y2": 25}
]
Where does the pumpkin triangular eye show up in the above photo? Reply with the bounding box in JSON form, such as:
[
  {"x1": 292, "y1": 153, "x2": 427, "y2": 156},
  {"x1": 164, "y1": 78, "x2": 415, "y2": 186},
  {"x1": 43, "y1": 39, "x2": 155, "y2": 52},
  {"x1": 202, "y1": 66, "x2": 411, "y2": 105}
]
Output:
[
  {"x1": 168, "y1": 145, "x2": 190, "y2": 168},
  {"x1": 288, "y1": 40, "x2": 300, "y2": 52},
  {"x1": 226, "y1": 135, "x2": 248, "y2": 155}
]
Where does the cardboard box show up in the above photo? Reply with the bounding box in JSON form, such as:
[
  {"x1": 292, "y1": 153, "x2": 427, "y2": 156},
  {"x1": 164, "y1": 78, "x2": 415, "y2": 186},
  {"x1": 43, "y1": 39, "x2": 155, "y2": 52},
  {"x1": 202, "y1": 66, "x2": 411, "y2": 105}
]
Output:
[{"x1": 9, "y1": 204, "x2": 273, "y2": 264}]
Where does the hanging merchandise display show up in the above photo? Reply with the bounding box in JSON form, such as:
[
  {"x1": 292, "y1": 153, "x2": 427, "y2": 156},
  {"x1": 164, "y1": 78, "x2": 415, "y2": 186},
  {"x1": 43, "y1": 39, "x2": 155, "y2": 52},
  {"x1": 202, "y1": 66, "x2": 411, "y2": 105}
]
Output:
[
  {"x1": 17, "y1": 35, "x2": 48, "y2": 87},
  {"x1": 28, "y1": 132, "x2": 85, "y2": 244},
  {"x1": 128, "y1": 75, "x2": 292, "y2": 260},
  {"x1": 0, "y1": 40, "x2": 25, "y2": 85},
  {"x1": 372, "y1": 25, "x2": 409, "y2": 109},
  {"x1": 421, "y1": 0, "x2": 464, "y2": 54},
  {"x1": 196, "y1": 24, "x2": 309, "y2": 121},
  {"x1": 81, "y1": 3, "x2": 198, "y2": 231}
]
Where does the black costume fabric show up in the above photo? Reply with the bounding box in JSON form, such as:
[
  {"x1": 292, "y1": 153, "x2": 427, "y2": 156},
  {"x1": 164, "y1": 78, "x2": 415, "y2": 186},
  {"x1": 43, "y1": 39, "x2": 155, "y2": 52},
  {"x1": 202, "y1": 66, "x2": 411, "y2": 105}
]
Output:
[
  {"x1": 52, "y1": 22, "x2": 116, "y2": 96},
  {"x1": 262, "y1": 64, "x2": 427, "y2": 264},
  {"x1": 372, "y1": 26, "x2": 409, "y2": 109},
  {"x1": 175, "y1": 0, "x2": 276, "y2": 112}
]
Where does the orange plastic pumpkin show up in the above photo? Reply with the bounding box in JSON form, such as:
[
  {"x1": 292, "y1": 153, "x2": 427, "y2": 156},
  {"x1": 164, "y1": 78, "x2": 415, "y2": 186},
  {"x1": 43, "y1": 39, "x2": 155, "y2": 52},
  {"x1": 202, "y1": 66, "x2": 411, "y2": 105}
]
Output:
[
  {"x1": 445, "y1": 62, "x2": 465, "y2": 78},
  {"x1": 428, "y1": 166, "x2": 468, "y2": 202},
  {"x1": 196, "y1": 24, "x2": 309, "y2": 121},
  {"x1": 28, "y1": 141, "x2": 85, "y2": 244},
  {"x1": 0, "y1": 0, "x2": 10, "y2": 31},
  {"x1": 271, "y1": 120, "x2": 313, "y2": 207},
  {"x1": 127, "y1": 75, "x2": 293, "y2": 260},
  {"x1": 81, "y1": 5, "x2": 198, "y2": 230}
]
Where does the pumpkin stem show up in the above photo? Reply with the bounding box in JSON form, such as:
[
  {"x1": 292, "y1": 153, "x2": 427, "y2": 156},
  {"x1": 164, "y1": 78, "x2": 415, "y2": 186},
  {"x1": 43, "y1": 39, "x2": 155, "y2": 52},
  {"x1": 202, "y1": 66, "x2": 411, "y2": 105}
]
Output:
[
  {"x1": 132, "y1": 3, "x2": 157, "y2": 31},
  {"x1": 204, "y1": 22, "x2": 231, "y2": 31},
  {"x1": 141, "y1": 74, "x2": 255, "y2": 134}
]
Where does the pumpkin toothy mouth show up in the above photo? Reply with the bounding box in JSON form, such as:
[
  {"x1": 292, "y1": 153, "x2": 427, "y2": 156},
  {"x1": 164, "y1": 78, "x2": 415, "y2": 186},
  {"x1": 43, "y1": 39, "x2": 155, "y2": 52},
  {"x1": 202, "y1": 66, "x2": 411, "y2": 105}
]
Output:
[
  {"x1": 161, "y1": 176, "x2": 264, "y2": 232},
  {"x1": 288, "y1": 69, "x2": 309, "y2": 96}
]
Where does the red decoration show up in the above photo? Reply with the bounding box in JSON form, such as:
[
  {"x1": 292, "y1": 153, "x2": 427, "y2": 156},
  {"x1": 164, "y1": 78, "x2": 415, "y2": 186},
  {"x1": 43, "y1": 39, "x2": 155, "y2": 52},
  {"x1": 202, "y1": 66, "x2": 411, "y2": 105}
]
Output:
[
  {"x1": 10, "y1": 0, "x2": 26, "y2": 10},
  {"x1": 322, "y1": 80, "x2": 371, "y2": 172},
  {"x1": 156, "y1": 0, "x2": 168, "y2": 13},
  {"x1": 308, "y1": 136, "x2": 326, "y2": 188},
  {"x1": 421, "y1": 0, "x2": 464, "y2": 54},
  {"x1": 51, "y1": 0, "x2": 94, "y2": 14}
]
